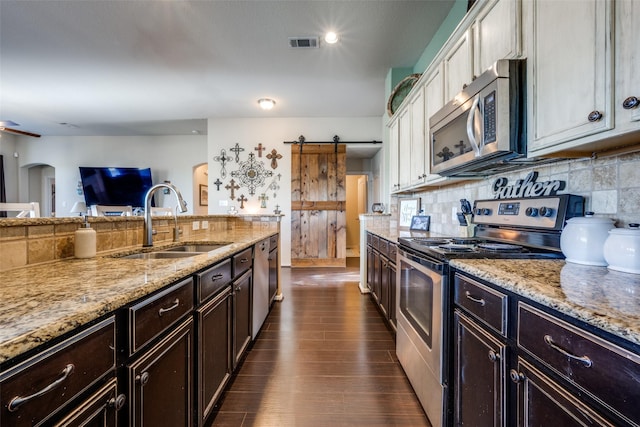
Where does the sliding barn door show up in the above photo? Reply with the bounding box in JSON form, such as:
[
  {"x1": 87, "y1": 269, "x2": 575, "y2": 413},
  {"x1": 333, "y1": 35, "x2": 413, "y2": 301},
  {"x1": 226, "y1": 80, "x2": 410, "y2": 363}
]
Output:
[{"x1": 291, "y1": 144, "x2": 346, "y2": 267}]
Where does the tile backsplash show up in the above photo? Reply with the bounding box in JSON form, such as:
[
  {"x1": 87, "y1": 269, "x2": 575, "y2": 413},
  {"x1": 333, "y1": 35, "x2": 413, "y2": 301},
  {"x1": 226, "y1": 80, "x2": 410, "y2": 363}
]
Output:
[{"x1": 394, "y1": 150, "x2": 640, "y2": 236}]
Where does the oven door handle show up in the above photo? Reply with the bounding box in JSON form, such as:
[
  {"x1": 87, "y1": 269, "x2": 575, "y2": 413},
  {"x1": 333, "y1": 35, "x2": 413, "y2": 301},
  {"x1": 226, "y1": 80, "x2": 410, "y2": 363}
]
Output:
[
  {"x1": 398, "y1": 249, "x2": 444, "y2": 273},
  {"x1": 466, "y1": 94, "x2": 483, "y2": 157}
]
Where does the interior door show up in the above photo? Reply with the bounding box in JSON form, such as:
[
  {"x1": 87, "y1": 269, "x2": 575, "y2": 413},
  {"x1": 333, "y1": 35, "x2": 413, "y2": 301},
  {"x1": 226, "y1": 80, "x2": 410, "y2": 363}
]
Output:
[{"x1": 291, "y1": 144, "x2": 346, "y2": 267}]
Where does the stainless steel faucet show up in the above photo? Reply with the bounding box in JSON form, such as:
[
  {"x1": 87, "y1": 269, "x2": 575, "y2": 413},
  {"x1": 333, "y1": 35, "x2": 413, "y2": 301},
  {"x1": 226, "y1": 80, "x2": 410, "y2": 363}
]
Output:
[{"x1": 143, "y1": 183, "x2": 188, "y2": 247}]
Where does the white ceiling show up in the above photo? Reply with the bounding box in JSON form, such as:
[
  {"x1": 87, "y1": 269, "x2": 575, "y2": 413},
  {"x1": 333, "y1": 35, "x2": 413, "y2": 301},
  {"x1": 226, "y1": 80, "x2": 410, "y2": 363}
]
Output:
[{"x1": 0, "y1": 0, "x2": 455, "y2": 145}]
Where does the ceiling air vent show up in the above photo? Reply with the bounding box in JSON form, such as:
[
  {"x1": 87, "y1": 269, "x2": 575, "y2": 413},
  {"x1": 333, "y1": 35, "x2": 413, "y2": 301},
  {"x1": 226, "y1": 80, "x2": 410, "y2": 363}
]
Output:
[{"x1": 288, "y1": 37, "x2": 319, "y2": 48}]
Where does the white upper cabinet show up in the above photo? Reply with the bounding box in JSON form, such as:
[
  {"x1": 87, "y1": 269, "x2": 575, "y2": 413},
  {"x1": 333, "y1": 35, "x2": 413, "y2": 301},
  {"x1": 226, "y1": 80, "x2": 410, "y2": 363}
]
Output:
[
  {"x1": 388, "y1": 117, "x2": 400, "y2": 193},
  {"x1": 398, "y1": 107, "x2": 413, "y2": 189},
  {"x1": 615, "y1": 0, "x2": 640, "y2": 129},
  {"x1": 409, "y1": 87, "x2": 426, "y2": 187},
  {"x1": 526, "y1": 0, "x2": 614, "y2": 155},
  {"x1": 423, "y1": 63, "x2": 446, "y2": 185},
  {"x1": 444, "y1": 29, "x2": 474, "y2": 101},
  {"x1": 473, "y1": 0, "x2": 522, "y2": 76}
]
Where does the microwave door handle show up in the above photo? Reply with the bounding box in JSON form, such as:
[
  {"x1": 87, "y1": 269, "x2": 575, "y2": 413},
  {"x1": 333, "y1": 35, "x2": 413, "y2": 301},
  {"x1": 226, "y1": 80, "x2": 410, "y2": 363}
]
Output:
[{"x1": 466, "y1": 95, "x2": 482, "y2": 156}]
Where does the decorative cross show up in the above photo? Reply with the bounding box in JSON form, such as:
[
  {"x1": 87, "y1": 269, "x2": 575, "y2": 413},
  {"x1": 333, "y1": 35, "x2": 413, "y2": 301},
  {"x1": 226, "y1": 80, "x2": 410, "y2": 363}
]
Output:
[
  {"x1": 437, "y1": 147, "x2": 455, "y2": 161},
  {"x1": 266, "y1": 149, "x2": 283, "y2": 169},
  {"x1": 259, "y1": 193, "x2": 268, "y2": 208},
  {"x1": 230, "y1": 143, "x2": 245, "y2": 163},
  {"x1": 273, "y1": 205, "x2": 281, "y2": 215},
  {"x1": 454, "y1": 140, "x2": 466, "y2": 155},
  {"x1": 213, "y1": 178, "x2": 223, "y2": 191},
  {"x1": 225, "y1": 179, "x2": 240, "y2": 200},
  {"x1": 237, "y1": 194, "x2": 248, "y2": 209},
  {"x1": 213, "y1": 149, "x2": 230, "y2": 178},
  {"x1": 254, "y1": 143, "x2": 266, "y2": 157}
]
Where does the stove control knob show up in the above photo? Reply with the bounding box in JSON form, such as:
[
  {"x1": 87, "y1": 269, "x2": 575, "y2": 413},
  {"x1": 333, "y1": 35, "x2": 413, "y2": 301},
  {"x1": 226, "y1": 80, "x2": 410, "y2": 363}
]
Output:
[
  {"x1": 525, "y1": 207, "x2": 539, "y2": 217},
  {"x1": 539, "y1": 207, "x2": 554, "y2": 217},
  {"x1": 482, "y1": 208, "x2": 492, "y2": 216}
]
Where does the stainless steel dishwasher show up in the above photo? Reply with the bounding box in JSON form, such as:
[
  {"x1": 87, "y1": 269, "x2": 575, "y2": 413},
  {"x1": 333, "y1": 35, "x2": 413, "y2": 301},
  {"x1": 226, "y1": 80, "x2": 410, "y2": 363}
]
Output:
[{"x1": 252, "y1": 238, "x2": 270, "y2": 339}]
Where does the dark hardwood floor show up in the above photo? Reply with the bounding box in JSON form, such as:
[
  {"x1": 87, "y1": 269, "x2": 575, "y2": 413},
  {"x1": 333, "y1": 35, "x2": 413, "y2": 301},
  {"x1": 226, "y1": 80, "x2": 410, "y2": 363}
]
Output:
[{"x1": 210, "y1": 266, "x2": 431, "y2": 426}]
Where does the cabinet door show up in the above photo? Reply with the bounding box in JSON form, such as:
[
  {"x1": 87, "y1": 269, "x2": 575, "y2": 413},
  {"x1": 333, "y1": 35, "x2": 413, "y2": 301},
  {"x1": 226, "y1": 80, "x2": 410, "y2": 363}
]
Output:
[
  {"x1": 444, "y1": 28, "x2": 473, "y2": 101},
  {"x1": 398, "y1": 108, "x2": 412, "y2": 189},
  {"x1": 473, "y1": 0, "x2": 522, "y2": 76},
  {"x1": 268, "y1": 248, "x2": 278, "y2": 303},
  {"x1": 128, "y1": 318, "x2": 194, "y2": 427},
  {"x1": 615, "y1": 0, "x2": 640, "y2": 127},
  {"x1": 409, "y1": 87, "x2": 426, "y2": 187},
  {"x1": 513, "y1": 359, "x2": 617, "y2": 427},
  {"x1": 453, "y1": 311, "x2": 506, "y2": 427},
  {"x1": 53, "y1": 378, "x2": 123, "y2": 427},
  {"x1": 233, "y1": 270, "x2": 252, "y2": 369},
  {"x1": 371, "y1": 249, "x2": 381, "y2": 304},
  {"x1": 388, "y1": 262, "x2": 397, "y2": 330},
  {"x1": 197, "y1": 287, "x2": 232, "y2": 426},
  {"x1": 388, "y1": 118, "x2": 400, "y2": 193},
  {"x1": 526, "y1": 0, "x2": 613, "y2": 153},
  {"x1": 366, "y1": 245, "x2": 374, "y2": 291},
  {"x1": 423, "y1": 63, "x2": 445, "y2": 182},
  {"x1": 379, "y1": 256, "x2": 390, "y2": 319}
]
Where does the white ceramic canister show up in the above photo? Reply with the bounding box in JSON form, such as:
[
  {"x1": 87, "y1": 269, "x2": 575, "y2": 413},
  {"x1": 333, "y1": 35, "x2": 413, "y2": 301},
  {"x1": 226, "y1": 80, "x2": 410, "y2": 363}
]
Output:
[
  {"x1": 560, "y1": 212, "x2": 615, "y2": 266},
  {"x1": 603, "y1": 223, "x2": 640, "y2": 274},
  {"x1": 75, "y1": 220, "x2": 97, "y2": 258}
]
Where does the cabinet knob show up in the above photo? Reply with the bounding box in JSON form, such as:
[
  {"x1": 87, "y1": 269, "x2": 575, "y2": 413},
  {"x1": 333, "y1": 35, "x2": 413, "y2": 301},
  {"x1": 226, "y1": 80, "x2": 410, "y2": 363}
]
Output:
[
  {"x1": 109, "y1": 394, "x2": 127, "y2": 411},
  {"x1": 509, "y1": 369, "x2": 525, "y2": 383},
  {"x1": 623, "y1": 96, "x2": 639, "y2": 110},
  {"x1": 488, "y1": 350, "x2": 499, "y2": 362},
  {"x1": 587, "y1": 110, "x2": 603, "y2": 122},
  {"x1": 136, "y1": 372, "x2": 150, "y2": 387}
]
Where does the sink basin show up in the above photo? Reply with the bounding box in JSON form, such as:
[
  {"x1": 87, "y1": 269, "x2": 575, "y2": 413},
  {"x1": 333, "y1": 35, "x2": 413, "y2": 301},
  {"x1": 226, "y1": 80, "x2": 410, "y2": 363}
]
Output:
[
  {"x1": 119, "y1": 251, "x2": 200, "y2": 260},
  {"x1": 165, "y1": 244, "x2": 230, "y2": 252}
]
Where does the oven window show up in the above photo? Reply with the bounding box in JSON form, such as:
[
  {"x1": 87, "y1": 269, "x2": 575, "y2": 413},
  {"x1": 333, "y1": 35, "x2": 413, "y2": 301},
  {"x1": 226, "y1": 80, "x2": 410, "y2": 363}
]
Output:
[{"x1": 399, "y1": 259, "x2": 434, "y2": 348}]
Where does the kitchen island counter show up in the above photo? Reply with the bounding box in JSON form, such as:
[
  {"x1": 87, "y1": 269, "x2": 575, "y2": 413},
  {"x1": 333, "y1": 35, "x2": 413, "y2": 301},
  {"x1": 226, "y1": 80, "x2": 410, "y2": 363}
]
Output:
[
  {"x1": 450, "y1": 259, "x2": 640, "y2": 346},
  {"x1": 0, "y1": 228, "x2": 276, "y2": 365}
]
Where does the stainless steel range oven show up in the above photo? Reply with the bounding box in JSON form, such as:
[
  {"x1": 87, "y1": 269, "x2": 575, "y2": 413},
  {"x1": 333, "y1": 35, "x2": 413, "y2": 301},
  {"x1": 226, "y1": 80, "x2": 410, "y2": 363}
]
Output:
[{"x1": 396, "y1": 195, "x2": 584, "y2": 427}]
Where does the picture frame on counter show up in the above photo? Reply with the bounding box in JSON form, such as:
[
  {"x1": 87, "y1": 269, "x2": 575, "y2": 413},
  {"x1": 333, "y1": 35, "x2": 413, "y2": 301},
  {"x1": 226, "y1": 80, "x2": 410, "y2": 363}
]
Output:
[
  {"x1": 410, "y1": 215, "x2": 430, "y2": 231},
  {"x1": 399, "y1": 197, "x2": 420, "y2": 229},
  {"x1": 199, "y1": 184, "x2": 208, "y2": 206}
]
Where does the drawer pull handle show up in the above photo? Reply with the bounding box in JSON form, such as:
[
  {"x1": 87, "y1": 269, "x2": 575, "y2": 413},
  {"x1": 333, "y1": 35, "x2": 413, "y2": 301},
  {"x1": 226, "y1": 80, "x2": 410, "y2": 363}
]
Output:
[
  {"x1": 158, "y1": 298, "x2": 180, "y2": 316},
  {"x1": 544, "y1": 335, "x2": 593, "y2": 368},
  {"x1": 210, "y1": 273, "x2": 224, "y2": 281},
  {"x1": 240, "y1": 258, "x2": 249, "y2": 263},
  {"x1": 8, "y1": 364, "x2": 75, "y2": 412},
  {"x1": 465, "y1": 291, "x2": 486, "y2": 306}
]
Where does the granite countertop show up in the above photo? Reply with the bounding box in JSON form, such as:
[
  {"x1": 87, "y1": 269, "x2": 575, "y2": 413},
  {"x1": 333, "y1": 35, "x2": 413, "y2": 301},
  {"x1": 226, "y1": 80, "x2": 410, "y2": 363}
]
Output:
[
  {"x1": 0, "y1": 229, "x2": 276, "y2": 365},
  {"x1": 450, "y1": 259, "x2": 640, "y2": 347}
]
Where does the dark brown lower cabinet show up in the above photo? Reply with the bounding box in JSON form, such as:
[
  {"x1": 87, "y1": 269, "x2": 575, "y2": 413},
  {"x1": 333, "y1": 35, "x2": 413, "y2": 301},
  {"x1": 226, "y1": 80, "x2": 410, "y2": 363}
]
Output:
[
  {"x1": 127, "y1": 317, "x2": 194, "y2": 427},
  {"x1": 53, "y1": 378, "x2": 124, "y2": 427},
  {"x1": 453, "y1": 310, "x2": 506, "y2": 427},
  {"x1": 197, "y1": 286, "x2": 232, "y2": 426},
  {"x1": 233, "y1": 270, "x2": 252, "y2": 370},
  {"x1": 513, "y1": 359, "x2": 616, "y2": 426}
]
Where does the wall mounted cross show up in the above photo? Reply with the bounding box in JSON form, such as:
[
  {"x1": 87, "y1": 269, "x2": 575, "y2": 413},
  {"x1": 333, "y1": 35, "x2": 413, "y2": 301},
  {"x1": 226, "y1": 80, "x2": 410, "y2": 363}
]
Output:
[
  {"x1": 213, "y1": 149, "x2": 230, "y2": 178},
  {"x1": 213, "y1": 178, "x2": 222, "y2": 191},
  {"x1": 237, "y1": 194, "x2": 248, "y2": 209},
  {"x1": 225, "y1": 179, "x2": 240, "y2": 200},
  {"x1": 254, "y1": 143, "x2": 266, "y2": 157},
  {"x1": 266, "y1": 149, "x2": 283, "y2": 169},
  {"x1": 230, "y1": 143, "x2": 245, "y2": 162}
]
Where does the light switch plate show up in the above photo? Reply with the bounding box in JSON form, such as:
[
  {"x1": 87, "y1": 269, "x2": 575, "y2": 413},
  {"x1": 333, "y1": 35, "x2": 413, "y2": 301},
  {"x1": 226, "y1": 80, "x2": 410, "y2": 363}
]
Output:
[{"x1": 192, "y1": 221, "x2": 200, "y2": 230}]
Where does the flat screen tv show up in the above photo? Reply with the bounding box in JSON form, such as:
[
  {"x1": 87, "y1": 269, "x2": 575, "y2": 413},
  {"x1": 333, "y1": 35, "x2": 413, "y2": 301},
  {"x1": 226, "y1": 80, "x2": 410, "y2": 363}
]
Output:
[{"x1": 79, "y1": 167, "x2": 153, "y2": 208}]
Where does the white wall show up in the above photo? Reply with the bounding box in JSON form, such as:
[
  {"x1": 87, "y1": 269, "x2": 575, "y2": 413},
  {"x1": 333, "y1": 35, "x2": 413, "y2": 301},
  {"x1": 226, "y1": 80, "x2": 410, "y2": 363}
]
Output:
[
  {"x1": 208, "y1": 117, "x2": 382, "y2": 266},
  {"x1": 14, "y1": 134, "x2": 207, "y2": 215}
]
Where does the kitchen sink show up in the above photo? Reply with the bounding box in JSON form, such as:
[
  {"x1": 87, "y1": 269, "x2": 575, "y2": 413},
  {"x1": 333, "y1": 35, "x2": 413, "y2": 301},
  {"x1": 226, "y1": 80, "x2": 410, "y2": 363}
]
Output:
[
  {"x1": 165, "y1": 244, "x2": 230, "y2": 252},
  {"x1": 118, "y1": 251, "x2": 201, "y2": 260}
]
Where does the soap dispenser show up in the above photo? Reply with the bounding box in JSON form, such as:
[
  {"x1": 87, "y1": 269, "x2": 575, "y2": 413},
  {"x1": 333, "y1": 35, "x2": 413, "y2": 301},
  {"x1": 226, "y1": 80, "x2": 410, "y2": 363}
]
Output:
[{"x1": 75, "y1": 217, "x2": 96, "y2": 258}]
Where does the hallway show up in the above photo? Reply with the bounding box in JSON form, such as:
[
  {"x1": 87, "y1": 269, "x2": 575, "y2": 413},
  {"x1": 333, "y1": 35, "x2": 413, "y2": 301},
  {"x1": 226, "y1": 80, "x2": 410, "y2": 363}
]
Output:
[{"x1": 210, "y1": 266, "x2": 431, "y2": 426}]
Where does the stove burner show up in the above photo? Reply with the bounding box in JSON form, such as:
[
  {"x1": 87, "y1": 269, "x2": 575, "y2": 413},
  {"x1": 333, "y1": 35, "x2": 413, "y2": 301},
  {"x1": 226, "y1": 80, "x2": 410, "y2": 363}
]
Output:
[
  {"x1": 439, "y1": 243, "x2": 475, "y2": 252},
  {"x1": 477, "y1": 243, "x2": 524, "y2": 252},
  {"x1": 413, "y1": 238, "x2": 451, "y2": 246},
  {"x1": 450, "y1": 238, "x2": 482, "y2": 245}
]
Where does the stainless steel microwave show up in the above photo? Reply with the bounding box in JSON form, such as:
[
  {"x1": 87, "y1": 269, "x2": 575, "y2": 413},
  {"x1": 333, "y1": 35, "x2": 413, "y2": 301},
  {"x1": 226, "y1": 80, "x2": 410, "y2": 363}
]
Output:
[{"x1": 429, "y1": 59, "x2": 534, "y2": 177}]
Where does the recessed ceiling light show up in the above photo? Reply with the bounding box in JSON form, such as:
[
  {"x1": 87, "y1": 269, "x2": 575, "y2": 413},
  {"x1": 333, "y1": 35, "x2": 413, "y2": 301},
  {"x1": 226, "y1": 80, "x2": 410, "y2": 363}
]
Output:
[
  {"x1": 324, "y1": 31, "x2": 339, "y2": 44},
  {"x1": 258, "y1": 98, "x2": 276, "y2": 110}
]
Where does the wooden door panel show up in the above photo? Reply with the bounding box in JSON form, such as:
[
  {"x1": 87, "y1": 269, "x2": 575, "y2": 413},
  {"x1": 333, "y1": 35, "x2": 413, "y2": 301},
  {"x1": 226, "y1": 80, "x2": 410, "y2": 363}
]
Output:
[{"x1": 291, "y1": 144, "x2": 346, "y2": 267}]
